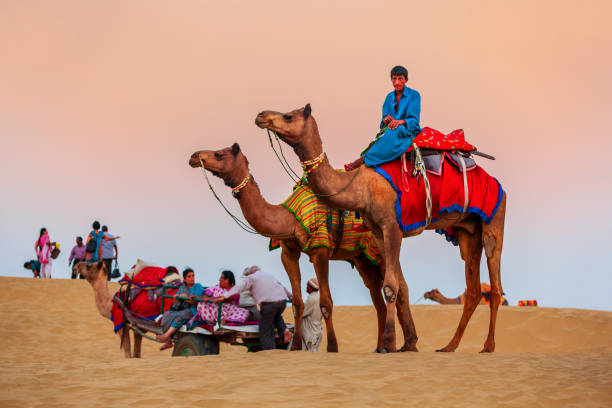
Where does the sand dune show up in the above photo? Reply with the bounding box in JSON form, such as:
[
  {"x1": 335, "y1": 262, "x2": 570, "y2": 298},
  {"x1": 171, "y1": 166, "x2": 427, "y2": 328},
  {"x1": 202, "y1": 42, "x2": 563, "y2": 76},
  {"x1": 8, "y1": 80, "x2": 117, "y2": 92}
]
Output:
[{"x1": 0, "y1": 276, "x2": 610, "y2": 407}]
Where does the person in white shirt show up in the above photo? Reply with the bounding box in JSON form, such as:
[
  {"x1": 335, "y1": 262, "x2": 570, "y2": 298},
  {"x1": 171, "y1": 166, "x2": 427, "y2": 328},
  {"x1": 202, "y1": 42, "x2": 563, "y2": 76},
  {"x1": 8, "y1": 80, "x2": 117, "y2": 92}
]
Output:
[
  {"x1": 239, "y1": 267, "x2": 260, "y2": 321},
  {"x1": 214, "y1": 265, "x2": 292, "y2": 350},
  {"x1": 302, "y1": 278, "x2": 323, "y2": 352}
]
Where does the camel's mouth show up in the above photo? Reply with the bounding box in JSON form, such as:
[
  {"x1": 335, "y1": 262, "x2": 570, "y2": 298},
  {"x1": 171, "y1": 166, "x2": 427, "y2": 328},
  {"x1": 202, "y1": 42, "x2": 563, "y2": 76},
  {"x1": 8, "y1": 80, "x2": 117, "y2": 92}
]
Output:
[{"x1": 254, "y1": 114, "x2": 268, "y2": 129}]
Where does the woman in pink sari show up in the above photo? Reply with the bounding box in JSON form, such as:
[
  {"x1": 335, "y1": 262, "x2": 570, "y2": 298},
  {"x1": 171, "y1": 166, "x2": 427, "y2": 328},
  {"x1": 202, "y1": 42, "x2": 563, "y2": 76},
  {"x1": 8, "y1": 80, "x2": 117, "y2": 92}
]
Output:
[
  {"x1": 35, "y1": 228, "x2": 55, "y2": 279},
  {"x1": 193, "y1": 270, "x2": 249, "y2": 325}
]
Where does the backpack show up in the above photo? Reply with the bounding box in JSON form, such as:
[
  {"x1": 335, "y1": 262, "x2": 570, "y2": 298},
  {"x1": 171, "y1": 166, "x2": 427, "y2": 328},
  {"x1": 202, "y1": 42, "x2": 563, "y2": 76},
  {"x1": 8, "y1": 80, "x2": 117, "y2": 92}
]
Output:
[{"x1": 86, "y1": 231, "x2": 98, "y2": 253}]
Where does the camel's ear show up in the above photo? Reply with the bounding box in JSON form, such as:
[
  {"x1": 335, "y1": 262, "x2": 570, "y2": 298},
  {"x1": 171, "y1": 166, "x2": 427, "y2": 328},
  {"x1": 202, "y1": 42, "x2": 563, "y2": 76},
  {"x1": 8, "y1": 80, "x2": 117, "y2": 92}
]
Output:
[
  {"x1": 304, "y1": 103, "x2": 311, "y2": 118},
  {"x1": 96, "y1": 261, "x2": 104, "y2": 270},
  {"x1": 231, "y1": 143, "x2": 241, "y2": 156}
]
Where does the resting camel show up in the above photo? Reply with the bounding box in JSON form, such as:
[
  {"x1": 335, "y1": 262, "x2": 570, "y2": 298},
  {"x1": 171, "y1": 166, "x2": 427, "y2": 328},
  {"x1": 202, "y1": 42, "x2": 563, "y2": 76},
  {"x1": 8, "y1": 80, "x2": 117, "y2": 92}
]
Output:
[
  {"x1": 188, "y1": 143, "x2": 417, "y2": 352},
  {"x1": 76, "y1": 261, "x2": 143, "y2": 358},
  {"x1": 255, "y1": 104, "x2": 507, "y2": 353}
]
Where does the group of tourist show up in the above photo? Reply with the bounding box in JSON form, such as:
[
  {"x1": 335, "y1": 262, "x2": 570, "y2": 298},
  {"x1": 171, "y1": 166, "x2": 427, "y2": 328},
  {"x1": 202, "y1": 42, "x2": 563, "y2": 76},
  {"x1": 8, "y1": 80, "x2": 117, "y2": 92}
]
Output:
[
  {"x1": 156, "y1": 265, "x2": 324, "y2": 352},
  {"x1": 23, "y1": 221, "x2": 120, "y2": 279}
]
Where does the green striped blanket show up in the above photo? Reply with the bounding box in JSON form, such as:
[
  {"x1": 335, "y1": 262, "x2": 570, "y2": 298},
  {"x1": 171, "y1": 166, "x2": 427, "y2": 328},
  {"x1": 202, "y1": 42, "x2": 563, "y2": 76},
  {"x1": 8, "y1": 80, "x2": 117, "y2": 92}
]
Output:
[{"x1": 269, "y1": 182, "x2": 382, "y2": 266}]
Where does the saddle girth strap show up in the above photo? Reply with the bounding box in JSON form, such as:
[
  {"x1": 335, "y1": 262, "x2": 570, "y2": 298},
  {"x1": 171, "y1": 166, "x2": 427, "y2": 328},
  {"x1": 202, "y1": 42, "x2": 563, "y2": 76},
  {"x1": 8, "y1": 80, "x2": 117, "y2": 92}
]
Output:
[
  {"x1": 456, "y1": 154, "x2": 469, "y2": 213},
  {"x1": 412, "y1": 144, "x2": 433, "y2": 226},
  {"x1": 331, "y1": 210, "x2": 345, "y2": 258}
]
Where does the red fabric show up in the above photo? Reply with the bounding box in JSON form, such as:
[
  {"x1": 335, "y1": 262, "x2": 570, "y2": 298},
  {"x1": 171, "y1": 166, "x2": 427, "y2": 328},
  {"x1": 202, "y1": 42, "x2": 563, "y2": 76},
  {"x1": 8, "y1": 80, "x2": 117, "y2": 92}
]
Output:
[
  {"x1": 118, "y1": 266, "x2": 168, "y2": 289},
  {"x1": 410, "y1": 127, "x2": 476, "y2": 152},
  {"x1": 375, "y1": 156, "x2": 502, "y2": 233},
  {"x1": 111, "y1": 266, "x2": 178, "y2": 332}
]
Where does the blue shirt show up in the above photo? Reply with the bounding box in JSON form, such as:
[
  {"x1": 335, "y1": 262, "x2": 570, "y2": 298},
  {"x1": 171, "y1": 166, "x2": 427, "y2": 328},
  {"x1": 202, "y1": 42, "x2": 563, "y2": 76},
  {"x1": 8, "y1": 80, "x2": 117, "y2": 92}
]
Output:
[
  {"x1": 380, "y1": 87, "x2": 421, "y2": 137},
  {"x1": 101, "y1": 232, "x2": 117, "y2": 259},
  {"x1": 189, "y1": 283, "x2": 205, "y2": 315},
  {"x1": 364, "y1": 87, "x2": 422, "y2": 167}
]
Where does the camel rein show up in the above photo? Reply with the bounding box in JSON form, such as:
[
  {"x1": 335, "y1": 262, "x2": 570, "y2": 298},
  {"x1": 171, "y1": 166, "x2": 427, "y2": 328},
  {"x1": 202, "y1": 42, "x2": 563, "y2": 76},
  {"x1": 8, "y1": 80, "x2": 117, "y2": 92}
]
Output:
[
  {"x1": 197, "y1": 159, "x2": 297, "y2": 239},
  {"x1": 266, "y1": 129, "x2": 361, "y2": 198}
]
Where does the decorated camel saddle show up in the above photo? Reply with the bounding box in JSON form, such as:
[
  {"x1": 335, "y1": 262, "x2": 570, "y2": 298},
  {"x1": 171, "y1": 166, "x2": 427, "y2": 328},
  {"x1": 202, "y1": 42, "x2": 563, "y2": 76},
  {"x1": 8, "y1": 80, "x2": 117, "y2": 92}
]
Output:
[
  {"x1": 270, "y1": 182, "x2": 382, "y2": 266},
  {"x1": 374, "y1": 127, "x2": 503, "y2": 244},
  {"x1": 111, "y1": 259, "x2": 182, "y2": 333}
]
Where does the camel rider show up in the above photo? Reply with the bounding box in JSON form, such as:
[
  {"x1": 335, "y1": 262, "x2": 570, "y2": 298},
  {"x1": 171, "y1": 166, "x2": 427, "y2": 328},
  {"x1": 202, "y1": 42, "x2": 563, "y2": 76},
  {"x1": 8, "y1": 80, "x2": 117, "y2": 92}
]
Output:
[{"x1": 346, "y1": 65, "x2": 422, "y2": 170}]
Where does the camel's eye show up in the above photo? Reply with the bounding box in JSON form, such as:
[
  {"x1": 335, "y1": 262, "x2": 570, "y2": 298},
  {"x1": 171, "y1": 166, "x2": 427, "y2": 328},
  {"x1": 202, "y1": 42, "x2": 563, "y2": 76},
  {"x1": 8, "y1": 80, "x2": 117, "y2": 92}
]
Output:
[
  {"x1": 214, "y1": 152, "x2": 222, "y2": 159},
  {"x1": 283, "y1": 114, "x2": 293, "y2": 121}
]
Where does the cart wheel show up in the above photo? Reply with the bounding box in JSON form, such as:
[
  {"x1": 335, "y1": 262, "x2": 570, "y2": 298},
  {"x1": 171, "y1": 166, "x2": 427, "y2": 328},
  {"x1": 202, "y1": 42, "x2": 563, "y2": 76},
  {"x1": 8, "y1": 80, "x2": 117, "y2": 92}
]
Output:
[{"x1": 172, "y1": 334, "x2": 218, "y2": 357}]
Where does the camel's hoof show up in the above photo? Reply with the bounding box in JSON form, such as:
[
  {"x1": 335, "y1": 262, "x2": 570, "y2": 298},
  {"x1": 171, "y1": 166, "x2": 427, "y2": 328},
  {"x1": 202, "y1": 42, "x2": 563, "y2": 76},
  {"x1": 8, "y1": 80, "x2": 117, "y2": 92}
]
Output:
[
  {"x1": 436, "y1": 346, "x2": 456, "y2": 352},
  {"x1": 399, "y1": 345, "x2": 418, "y2": 352},
  {"x1": 479, "y1": 348, "x2": 494, "y2": 353},
  {"x1": 374, "y1": 348, "x2": 388, "y2": 354}
]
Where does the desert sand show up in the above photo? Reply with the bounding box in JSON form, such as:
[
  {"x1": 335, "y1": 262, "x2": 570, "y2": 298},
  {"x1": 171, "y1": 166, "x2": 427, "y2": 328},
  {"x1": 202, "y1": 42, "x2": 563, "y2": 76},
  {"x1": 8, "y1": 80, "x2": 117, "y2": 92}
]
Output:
[{"x1": 0, "y1": 276, "x2": 610, "y2": 407}]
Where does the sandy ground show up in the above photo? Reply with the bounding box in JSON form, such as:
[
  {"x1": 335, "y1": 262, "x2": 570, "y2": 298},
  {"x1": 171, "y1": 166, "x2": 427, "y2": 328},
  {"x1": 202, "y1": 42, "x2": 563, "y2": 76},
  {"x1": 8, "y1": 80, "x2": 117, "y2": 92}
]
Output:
[{"x1": 0, "y1": 277, "x2": 610, "y2": 407}]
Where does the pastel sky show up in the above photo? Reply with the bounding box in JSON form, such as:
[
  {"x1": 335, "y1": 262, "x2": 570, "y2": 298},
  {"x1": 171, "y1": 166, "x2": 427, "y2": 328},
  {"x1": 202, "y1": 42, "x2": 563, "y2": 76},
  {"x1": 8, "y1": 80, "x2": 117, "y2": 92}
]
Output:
[{"x1": 1, "y1": 1, "x2": 611, "y2": 310}]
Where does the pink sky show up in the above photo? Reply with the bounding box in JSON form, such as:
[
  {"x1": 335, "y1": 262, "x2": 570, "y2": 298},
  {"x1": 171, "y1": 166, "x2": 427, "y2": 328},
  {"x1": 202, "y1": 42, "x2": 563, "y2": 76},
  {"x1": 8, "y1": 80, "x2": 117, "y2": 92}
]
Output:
[{"x1": 1, "y1": 1, "x2": 611, "y2": 309}]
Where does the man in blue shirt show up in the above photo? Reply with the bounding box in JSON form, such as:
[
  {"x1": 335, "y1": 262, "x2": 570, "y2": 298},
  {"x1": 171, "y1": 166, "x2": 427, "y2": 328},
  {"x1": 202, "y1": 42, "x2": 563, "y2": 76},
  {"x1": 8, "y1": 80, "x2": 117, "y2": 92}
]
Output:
[
  {"x1": 346, "y1": 66, "x2": 422, "y2": 170},
  {"x1": 101, "y1": 225, "x2": 118, "y2": 281}
]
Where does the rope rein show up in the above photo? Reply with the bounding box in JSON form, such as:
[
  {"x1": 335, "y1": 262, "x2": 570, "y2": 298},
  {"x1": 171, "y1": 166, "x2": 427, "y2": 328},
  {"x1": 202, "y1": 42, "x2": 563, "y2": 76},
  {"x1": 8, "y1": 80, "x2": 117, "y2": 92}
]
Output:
[
  {"x1": 267, "y1": 129, "x2": 301, "y2": 183},
  {"x1": 197, "y1": 159, "x2": 299, "y2": 239}
]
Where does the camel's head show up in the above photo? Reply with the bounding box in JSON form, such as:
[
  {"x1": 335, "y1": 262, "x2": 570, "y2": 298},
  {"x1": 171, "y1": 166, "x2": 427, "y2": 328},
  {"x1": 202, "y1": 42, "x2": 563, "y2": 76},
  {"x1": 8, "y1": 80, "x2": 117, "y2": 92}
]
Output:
[
  {"x1": 189, "y1": 143, "x2": 249, "y2": 188},
  {"x1": 76, "y1": 261, "x2": 108, "y2": 284},
  {"x1": 254, "y1": 104, "x2": 316, "y2": 150}
]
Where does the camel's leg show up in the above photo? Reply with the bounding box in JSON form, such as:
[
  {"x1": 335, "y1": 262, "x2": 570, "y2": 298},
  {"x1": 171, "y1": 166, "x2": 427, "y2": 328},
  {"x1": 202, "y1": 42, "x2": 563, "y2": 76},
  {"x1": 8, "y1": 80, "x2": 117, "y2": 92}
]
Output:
[
  {"x1": 133, "y1": 332, "x2": 143, "y2": 358},
  {"x1": 353, "y1": 257, "x2": 386, "y2": 352},
  {"x1": 280, "y1": 243, "x2": 304, "y2": 351},
  {"x1": 119, "y1": 327, "x2": 132, "y2": 358},
  {"x1": 438, "y1": 225, "x2": 483, "y2": 352},
  {"x1": 311, "y1": 250, "x2": 338, "y2": 352},
  {"x1": 481, "y1": 192, "x2": 506, "y2": 353},
  {"x1": 396, "y1": 272, "x2": 418, "y2": 352},
  {"x1": 376, "y1": 224, "x2": 403, "y2": 353}
]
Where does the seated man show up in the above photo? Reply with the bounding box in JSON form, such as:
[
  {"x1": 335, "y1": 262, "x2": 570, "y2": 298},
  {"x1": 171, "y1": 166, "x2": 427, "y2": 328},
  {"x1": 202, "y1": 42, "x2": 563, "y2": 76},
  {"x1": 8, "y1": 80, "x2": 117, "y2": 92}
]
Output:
[
  {"x1": 157, "y1": 267, "x2": 204, "y2": 350},
  {"x1": 346, "y1": 65, "x2": 421, "y2": 170},
  {"x1": 424, "y1": 283, "x2": 509, "y2": 306}
]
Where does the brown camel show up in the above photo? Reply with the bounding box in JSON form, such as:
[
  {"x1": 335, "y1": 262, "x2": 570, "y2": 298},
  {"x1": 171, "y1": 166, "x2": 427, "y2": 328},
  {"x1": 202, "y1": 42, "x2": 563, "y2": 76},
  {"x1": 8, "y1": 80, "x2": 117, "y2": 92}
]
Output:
[
  {"x1": 76, "y1": 261, "x2": 143, "y2": 358},
  {"x1": 255, "y1": 104, "x2": 507, "y2": 353},
  {"x1": 188, "y1": 143, "x2": 416, "y2": 352}
]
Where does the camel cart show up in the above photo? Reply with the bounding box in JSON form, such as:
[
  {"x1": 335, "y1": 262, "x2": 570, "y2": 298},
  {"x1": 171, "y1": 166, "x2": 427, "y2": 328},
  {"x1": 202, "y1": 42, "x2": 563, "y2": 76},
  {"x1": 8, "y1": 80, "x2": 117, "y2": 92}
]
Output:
[{"x1": 116, "y1": 286, "x2": 293, "y2": 357}]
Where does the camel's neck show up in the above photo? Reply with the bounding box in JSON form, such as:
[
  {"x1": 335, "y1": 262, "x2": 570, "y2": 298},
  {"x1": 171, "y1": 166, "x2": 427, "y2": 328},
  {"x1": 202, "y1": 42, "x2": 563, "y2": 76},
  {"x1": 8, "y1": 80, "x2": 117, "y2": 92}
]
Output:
[
  {"x1": 293, "y1": 124, "x2": 362, "y2": 211},
  {"x1": 234, "y1": 173, "x2": 296, "y2": 238},
  {"x1": 91, "y1": 276, "x2": 113, "y2": 319}
]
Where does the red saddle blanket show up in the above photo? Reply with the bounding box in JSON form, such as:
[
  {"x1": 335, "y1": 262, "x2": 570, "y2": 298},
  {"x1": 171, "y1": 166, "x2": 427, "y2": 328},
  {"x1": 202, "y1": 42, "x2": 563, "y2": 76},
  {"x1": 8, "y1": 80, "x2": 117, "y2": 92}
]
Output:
[
  {"x1": 374, "y1": 155, "x2": 502, "y2": 237},
  {"x1": 110, "y1": 266, "x2": 178, "y2": 332}
]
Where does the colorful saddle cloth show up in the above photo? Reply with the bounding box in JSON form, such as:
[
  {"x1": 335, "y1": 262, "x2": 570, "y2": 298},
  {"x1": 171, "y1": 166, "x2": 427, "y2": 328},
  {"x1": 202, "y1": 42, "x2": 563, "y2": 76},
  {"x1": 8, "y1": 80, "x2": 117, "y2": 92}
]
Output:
[
  {"x1": 110, "y1": 266, "x2": 179, "y2": 332},
  {"x1": 269, "y1": 182, "x2": 382, "y2": 266},
  {"x1": 374, "y1": 154, "x2": 502, "y2": 244}
]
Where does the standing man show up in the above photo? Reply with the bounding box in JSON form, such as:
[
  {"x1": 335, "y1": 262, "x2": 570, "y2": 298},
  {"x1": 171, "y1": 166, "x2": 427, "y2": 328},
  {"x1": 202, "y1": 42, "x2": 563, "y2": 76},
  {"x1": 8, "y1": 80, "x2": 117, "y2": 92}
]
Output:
[
  {"x1": 101, "y1": 225, "x2": 118, "y2": 281},
  {"x1": 302, "y1": 278, "x2": 323, "y2": 352},
  {"x1": 214, "y1": 265, "x2": 292, "y2": 350},
  {"x1": 68, "y1": 236, "x2": 87, "y2": 279}
]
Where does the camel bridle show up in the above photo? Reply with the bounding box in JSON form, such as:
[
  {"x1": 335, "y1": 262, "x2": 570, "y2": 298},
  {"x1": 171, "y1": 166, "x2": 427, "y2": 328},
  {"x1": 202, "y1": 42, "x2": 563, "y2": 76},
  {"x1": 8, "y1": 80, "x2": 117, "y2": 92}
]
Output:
[{"x1": 265, "y1": 129, "x2": 362, "y2": 198}]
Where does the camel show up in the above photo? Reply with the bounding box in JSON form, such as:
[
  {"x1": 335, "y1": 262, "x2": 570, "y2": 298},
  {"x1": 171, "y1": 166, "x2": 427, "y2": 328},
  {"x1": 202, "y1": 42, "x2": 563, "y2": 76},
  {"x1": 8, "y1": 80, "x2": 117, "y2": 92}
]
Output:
[
  {"x1": 255, "y1": 104, "x2": 507, "y2": 353},
  {"x1": 188, "y1": 143, "x2": 417, "y2": 352},
  {"x1": 76, "y1": 261, "x2": 143, "y2": 358}
]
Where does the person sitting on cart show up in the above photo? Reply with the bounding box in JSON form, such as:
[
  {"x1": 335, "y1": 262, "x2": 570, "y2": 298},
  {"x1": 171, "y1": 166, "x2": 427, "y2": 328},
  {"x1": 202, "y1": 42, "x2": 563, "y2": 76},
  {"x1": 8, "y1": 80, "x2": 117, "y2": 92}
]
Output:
[
  {"x1": 190, "y1": 270, "x2": 250, "y2": 327},
  {"x1": 213, "y1": 265, "x2": 293, "y2": 351},
  {"x1": 157, "y1": 267, "x2": 204, "y2": 350}
]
